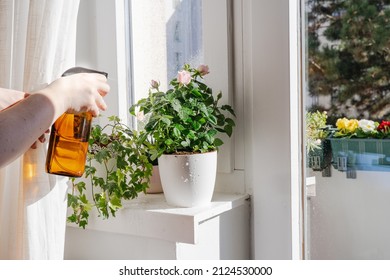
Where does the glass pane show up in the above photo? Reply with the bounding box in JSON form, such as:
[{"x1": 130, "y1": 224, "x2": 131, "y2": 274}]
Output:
[
  {"x1": 304, "y1": 0, "x2": 390, "y2": 259},
  {"x1": 130, "y1": 0, "x2": 203, "y2": 104}
]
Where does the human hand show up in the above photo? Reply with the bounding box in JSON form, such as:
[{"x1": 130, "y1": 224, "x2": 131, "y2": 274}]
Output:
[
  {"x1": 39, "y1": 73, "x2": 110, "y2": 117},
  {"x1": 30, "y1": 128, "x2": 50, "y2": 149}
]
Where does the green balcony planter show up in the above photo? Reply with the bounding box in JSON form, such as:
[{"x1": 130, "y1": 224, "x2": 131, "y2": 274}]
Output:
[
  {"x1": 329, "y1": 138, "x2": 390, "y2": 171},
  {"x1": 307, "y1": 139, "x2": 332, "y2": 171}
]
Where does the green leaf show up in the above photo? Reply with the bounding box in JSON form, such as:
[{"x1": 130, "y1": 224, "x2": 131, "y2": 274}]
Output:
[
  {"x1": 99, "y1": 134, "x2": 110, "y2": 145},
  {"x1": 67, "y1": 214, "x2": 77, "y2": 223},
  {"x1": 91, "y1": 125, "x2": 102, "y2": 137},
  {"x1": 117, "y1": 156, "x2": 127, "y2": 169},
  {"x1": 171, "y1": 98, "x2": 182, "y2": 112},
  {"x1": 109, "y1": 195, "x2": 122, "y2": 211},
  {"x1": 161, "y1": 116, "x2": 171, "y2": 126},
  {"x1": 93, "y1": 177, "x2": 105, "y2": 188},
  {"x1": 225, "y1": 118, "x2": 236, "y2": 127},
  {"x1": 214, "y1": 138, "x2": 224, "y2": 147},
  {"x1": 187, "y1": 130, "x2": 196, "y2": 140},
  {"x1": 198, "y1": 103, "x2": 209, "y2": 117},
  {"x1": 108, "y1": 115, "x2": 121, "y2": 122},
  {"x1": 85, "y1": 165, "x2": 96, "y2": 177},
  {"x1": 145, "y1": 118, "x2": 158, "y2": 131},
  {"x1": 217, "y1": 114, "x2": 225, "y2": 126},
  {"x1": 129, "y1": 105, "x2": 136, "y2": 115},
  {"x1": 79, "y1": 220, "x2": 88, "y2": 229},
  {"x1": 224, "y1": 124, "x2": 233, "y2": 137},
  {"x1": 204, "y1": 133, "x2": 213, "y2": 144},
  {"x1": 75, "y1": 182, "x2": 86, "y2": 193},
  {"x1": 181, "y1": 140, "x2": 190, "y2": 147},
  {"x1": 191, "y1": 89, "x2": 203, "y2": 98},
  {"x1": 149, "y1": 149, "x2": 159, "y2": 161},
  {"x1": 197, "y1": 117, "x2": 206, "y2": 125},
  {"x1": 178, "y1": 110, "x2": 188, "y2": 121},
  {"x1": 174, "y1": 124, "x2": 185, "y2": 131},
  {"x1": 192, "y1": 121, "x2": 201, "y2": 131},
  {"x1": 173, "y1": 126, "x2": 181, "y2": 138},
  {"x1": 207, "y1": 129, "x2": 218, "y2": 137},
  {"x1": 184, "y1": 107, "x2": 195, "y2": 116},
  {"x1": 95, "y1": 150, "x2": 110, "y2": 163},
  {"x1": 79, "y1": 194, "x2": 89, "y2": 204},
  {"x1": 209, "y1": 115, "x2": 218, "y2": 125},
  {"x1": 67, "y1": 193, "x2": 78, "y2": 207},
  {"x1": 221, "y1": 105, "x2": 236, "y2": 116}
]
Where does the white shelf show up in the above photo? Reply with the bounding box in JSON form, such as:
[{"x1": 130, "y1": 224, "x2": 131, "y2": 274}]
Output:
[{"x1": 74, "y1": 192, "x2": 249, "y2": 244}]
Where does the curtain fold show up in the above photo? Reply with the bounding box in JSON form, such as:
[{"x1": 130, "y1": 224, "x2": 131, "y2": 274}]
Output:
[{"x1": 0, "y1": 0, "x2": 80, "y2": 259}]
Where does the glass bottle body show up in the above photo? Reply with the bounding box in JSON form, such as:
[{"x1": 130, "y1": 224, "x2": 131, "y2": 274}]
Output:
[{"x1": 45, "y1": 112, "x2": 92, "y2": 177}]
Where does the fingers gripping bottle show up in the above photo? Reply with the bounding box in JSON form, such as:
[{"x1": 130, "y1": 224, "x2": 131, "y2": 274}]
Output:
[{"x1": 45, "y1": 67, "x2": 108, "y2": 177}]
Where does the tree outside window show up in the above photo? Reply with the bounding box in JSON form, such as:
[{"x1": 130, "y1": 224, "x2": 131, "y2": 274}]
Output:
[{"x1": 307, "y1": 0, "x2": 390, "y2": 122}]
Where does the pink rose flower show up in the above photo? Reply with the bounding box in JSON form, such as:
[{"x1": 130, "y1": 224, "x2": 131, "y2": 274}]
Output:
[
  {"x1": 150, "y1": 80, "x2": 160, "y2": 89},
  {"x1": 197, "y1": 64, "x2": 210, "y2": 76},
  {"x1": 177, "y1": 70, "x2": 192, "y2": 85},
  {"x1": 136, "y1": 111, "x2": 145, "y2": 121}
]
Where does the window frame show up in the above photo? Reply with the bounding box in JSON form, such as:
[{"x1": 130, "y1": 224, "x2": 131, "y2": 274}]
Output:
[{"x1": 124, "y1": 0, "x2": 245, "y2": 187}]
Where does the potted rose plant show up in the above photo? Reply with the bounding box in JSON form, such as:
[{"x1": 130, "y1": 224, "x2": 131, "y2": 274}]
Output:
[{"x1": 130, "y1": 64, "x2": 235, "y2": 207}]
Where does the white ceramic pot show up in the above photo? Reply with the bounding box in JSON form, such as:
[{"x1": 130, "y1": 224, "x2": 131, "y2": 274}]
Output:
[{"x1": 158, "y1": 151, "x2": 217, "y2": 207}]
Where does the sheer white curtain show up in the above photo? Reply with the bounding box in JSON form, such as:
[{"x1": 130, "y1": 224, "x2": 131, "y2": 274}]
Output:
[{"x1": 0, "y1": 0, "x2": 80, "y2": 259}]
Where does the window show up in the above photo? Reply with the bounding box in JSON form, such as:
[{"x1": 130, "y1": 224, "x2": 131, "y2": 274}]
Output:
[
  {"x1": 128, "y1": 0, "x2": 204, "y2": 107},
  {"x1": 303, "y1": 0, "x2": 390, "y2": 259},
  {"x1": 125, "y1": 0, "x2": 243, "y2": 180},
  {"x1": 77, "y1": 0, "x2": 243, "y2": 191},
  {"x1": 305, "y1": 0, "x2": 390, "y2": 119}
]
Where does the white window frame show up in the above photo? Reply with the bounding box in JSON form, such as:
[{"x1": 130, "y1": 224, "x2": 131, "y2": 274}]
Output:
[{"x1": 237, "y1": 0, "x2": 303, "y2": 259}]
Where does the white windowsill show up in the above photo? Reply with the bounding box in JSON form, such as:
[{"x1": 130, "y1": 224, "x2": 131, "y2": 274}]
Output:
[{"x1": 68, "y1": 192, "x2": 249, "y2": 244}]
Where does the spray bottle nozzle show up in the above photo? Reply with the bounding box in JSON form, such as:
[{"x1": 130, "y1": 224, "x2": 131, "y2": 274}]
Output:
[{"x1": 62, "y1": 67, "x2": 108, "y2": 78}]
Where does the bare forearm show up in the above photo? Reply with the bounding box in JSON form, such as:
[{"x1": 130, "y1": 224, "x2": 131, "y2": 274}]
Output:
[{"x1": 0, "y1": 94, "x2": 55, "y2": 167}]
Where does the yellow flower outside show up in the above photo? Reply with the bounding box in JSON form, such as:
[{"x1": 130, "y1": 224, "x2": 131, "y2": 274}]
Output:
[{"x1": 336, "y1": 118, "x2": 358, "y2": 133}]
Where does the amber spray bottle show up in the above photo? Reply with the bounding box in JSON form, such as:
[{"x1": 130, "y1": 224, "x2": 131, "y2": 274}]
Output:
[{"x1": 45, "y1": 67, "x2": 108, "y2": 177}]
